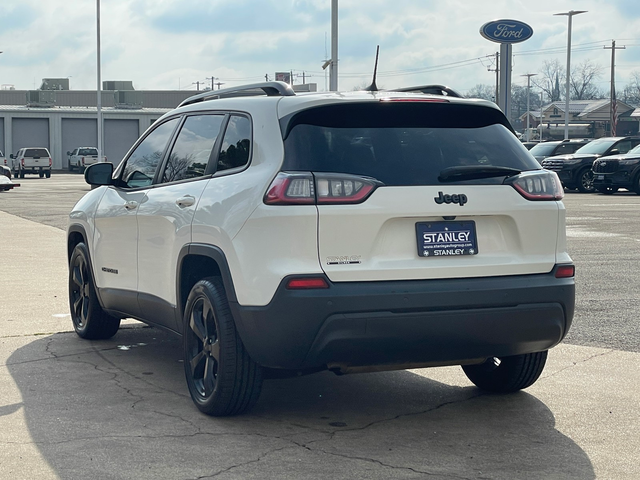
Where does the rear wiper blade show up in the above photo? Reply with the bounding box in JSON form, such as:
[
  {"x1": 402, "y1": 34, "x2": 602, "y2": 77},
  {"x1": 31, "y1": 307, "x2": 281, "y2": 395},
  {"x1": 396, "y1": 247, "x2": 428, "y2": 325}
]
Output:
[{"x1": 438, "y1": 166, "x2": 522, "y2": 182}]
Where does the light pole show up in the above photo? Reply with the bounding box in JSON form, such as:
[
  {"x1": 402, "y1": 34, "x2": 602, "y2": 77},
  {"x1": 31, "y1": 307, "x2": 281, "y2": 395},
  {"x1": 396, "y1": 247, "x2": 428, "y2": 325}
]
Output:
[
  {"x1": 329, "y1": 0, "x2": 338, "y2": 91},
  {"x1": 521, "y1": 73, "x2": 537, "y2": 141},
  {"x1": 554, "y1": 10, "x2": 587, "y2": 140},
  {"x1": 96, "y1": 0, "x2": 103, "y2": 165}
]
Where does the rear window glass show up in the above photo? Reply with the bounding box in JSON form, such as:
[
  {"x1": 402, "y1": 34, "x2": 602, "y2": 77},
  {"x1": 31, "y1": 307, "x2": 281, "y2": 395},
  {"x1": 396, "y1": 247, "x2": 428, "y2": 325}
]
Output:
[
  {"x1": 24, "y1": 148, "x2": 50, "y2": 158},
  {"x1": 282, "y1": 103, "x2": 539, "y2": 186},
  {"x1": 79, "y1": 148, "x2": 98, "y2": 156}
]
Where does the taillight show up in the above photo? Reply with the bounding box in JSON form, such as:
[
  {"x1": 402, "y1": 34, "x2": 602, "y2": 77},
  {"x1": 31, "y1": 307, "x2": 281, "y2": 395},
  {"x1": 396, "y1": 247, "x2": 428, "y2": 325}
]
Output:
[
  {"x1": 21, "y1": 158, "x2": 24, "y2": 166},
  {"x1": 81, "y1": 157, "x2": 85, "y2": 165},
  {"x1": 49, "y1": 157, "x2": 52, "y2": 167},
  {"x1": 555, "y1": 265, "x2": 575, "y2": 278},
  {"x1": 286, "y1": 277, "x2": 330, "y2": 289},
  {"x1": 264, "y1": 172, "x2": 381, "y2": 205},
  {"x1": 506, "y1": 170, "x2": 564, "y2": 201}
]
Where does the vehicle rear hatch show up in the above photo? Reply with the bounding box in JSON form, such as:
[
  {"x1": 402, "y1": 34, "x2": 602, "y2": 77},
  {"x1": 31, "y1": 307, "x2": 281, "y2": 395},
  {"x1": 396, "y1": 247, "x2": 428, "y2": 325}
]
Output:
[
  {"x1": 279, "y1": 99, "x2": 563, "y2": 282},
  {"x1": 24, "y1": 148, "x2": 50, "y2": 166}
]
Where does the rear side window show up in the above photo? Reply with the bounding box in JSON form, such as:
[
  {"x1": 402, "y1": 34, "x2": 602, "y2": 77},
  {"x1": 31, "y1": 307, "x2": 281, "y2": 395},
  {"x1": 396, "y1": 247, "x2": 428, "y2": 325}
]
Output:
[
  {"x1": 162, "y1": 114, "x2": 224, "y2": 183},
  {"x1": 282, "y1": 103, "x2": 538, "y2": 186},
  {"x1": 217, "y1": 115, "x2": 251, "y2": 172},
  {"x1": 24, "y1": 148, "x2": 50, "y2": 158}
]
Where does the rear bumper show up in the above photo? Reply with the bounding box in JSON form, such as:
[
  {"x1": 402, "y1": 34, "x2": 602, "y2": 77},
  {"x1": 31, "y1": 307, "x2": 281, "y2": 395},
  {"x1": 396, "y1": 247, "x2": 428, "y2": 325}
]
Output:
[{"x1": 230, "y1": 268, "x2": 575, "y2": 371}]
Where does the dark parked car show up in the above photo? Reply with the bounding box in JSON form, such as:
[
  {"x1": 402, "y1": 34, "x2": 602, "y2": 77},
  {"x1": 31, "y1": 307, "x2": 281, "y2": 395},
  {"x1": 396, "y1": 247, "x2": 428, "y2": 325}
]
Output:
[
  {"x1": 592, "y1": 144, "x2": 640, "y2": 194},
  {"x1": 542, "y1": 137, "x2": 640, "y2": 193},
  {"x1": 529, "y1": 139, "x2": 591, "y2": 164}
]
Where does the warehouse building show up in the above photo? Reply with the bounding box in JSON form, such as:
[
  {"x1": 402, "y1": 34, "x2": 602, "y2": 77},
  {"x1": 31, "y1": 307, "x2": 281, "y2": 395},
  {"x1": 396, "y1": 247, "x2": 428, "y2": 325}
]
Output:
[{"x1": 1, "y1": 78, "x2": 317, "y2": 170}]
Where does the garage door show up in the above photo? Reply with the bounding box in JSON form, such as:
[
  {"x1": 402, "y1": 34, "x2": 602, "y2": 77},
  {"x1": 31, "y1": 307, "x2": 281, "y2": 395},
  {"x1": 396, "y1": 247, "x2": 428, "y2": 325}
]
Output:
[
  {"x1": 104, "y1": 119, "x2": 139, "y2": 168},
  {"x1": 12, "y1": 118, "x2": 50, "y2": 159},
  {"x1": 62, "y1": 119, "x2": 97, "y2": 170},
  {"x1": 0, "y1": 118, "x2": 5, "y2": 154}
]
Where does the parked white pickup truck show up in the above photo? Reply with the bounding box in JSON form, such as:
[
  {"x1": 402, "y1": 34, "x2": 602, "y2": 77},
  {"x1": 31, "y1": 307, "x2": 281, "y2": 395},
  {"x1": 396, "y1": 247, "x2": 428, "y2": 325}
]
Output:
[
  {"x1": 11, "y1": 147, "x2": 52, "y2": 178},
  {"x1": 67, "y1": 147, "x2": 106, "y2": 173}
]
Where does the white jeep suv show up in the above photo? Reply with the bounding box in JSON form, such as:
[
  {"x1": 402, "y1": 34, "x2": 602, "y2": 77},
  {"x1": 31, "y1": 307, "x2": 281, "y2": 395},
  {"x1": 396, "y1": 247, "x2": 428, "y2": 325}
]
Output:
[{"x1": 67, "y1": 82, "x2": 575, "y2": 416}]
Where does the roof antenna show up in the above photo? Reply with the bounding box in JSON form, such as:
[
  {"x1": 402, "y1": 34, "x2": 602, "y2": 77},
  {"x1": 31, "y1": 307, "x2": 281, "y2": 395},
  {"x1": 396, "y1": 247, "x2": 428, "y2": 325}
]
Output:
[{"x1": 364, "y1": 45, "x2": 380, "y2": 92}]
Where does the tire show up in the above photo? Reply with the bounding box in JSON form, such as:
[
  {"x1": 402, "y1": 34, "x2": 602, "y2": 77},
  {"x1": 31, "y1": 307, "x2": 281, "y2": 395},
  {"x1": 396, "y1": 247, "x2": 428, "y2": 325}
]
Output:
[
  {"x1": 45, "y1": 170, "x2": 51, "y2": 178},
  {"x1": 39, "y1": 172, "x2": 44, "y2": 178},
  {"x1": 576, "y1": 168, "x2": 595, "y2": 193},
  {"x1": 68, "y1": 242, "x2": 121, "y2": 339},
  {"x1": 79, "y1": 166, "x2": 86, "y2": 174},
  {"x1": 596, "y1": 186, "x2": 618, "y2": 195},
  {"x1": 19, "y1": 170, "x2": 24, "y2": 179},
  {"x1": 183, "y1": 277, "x2": 262, "y2": 416},
  {"x1": 462, "y1": 350, "x2": 548, "y2": 393},
  {"x1": 69, "y1": 163, "x2": 75, "y2": 172}
]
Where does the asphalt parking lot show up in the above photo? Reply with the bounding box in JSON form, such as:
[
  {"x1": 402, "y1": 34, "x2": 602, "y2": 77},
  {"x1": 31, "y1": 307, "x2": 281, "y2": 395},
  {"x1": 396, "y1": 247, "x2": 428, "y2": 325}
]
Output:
[{"x1": 1, "y1": 173, "x2": 639, "y2": 479}]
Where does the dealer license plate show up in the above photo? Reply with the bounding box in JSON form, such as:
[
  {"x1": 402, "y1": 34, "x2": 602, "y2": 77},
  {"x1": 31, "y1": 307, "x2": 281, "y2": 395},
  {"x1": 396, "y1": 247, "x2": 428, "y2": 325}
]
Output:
[{"x1": 416, "y1": 221, "x2": 478, "y2": 257}]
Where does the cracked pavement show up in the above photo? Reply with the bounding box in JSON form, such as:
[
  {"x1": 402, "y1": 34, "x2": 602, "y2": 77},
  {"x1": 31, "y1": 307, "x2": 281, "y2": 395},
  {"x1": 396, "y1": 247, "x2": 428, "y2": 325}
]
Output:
[{"x1": 1, "y1": 177, "x2": 640, "y2": 479}]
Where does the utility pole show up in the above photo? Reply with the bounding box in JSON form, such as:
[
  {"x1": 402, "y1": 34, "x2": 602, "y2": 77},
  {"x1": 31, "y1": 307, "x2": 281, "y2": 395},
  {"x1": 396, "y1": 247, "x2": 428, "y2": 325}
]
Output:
[
  {"x1": 265, "y1": 74, "x2": 270, "y2": 82},
  {"x1": 487, "y1": 52, "x2": 499, "y2": 103},
  {"x1": 192, "y1": 81, "x2": 201, "y2": 91},
  {"x1": 604, "y1": 40, "x2": 626, "y2": 136},
  {"x1": 521, "y1": 73, "x2": 538, "y2": 141},
  {"x1": 96, "y1": 0, "x2": 103, "y2": 170}
]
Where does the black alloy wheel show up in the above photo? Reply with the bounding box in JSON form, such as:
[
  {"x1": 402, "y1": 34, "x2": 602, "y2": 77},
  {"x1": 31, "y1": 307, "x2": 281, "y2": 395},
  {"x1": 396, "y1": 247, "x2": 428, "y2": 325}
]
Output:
[
  {"x1": 69, "y1": 243, "x2": 120, "y2": 339},
  {"x1": 577, "y1": 168, "x2": 595, "y2": 193},
  {"x1": 183, "y1": 278, "x2": 262, "y2": 416}
]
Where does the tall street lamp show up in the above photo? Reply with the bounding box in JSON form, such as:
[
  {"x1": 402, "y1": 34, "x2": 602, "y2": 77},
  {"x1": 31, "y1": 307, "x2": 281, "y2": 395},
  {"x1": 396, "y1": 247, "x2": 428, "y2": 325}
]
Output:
[
  {"x1": 96, "y1": 0, "x2": 103, "y2": 166},
  {"x1": 554, "y1": 10, "x2": 587, "y2": 140}
]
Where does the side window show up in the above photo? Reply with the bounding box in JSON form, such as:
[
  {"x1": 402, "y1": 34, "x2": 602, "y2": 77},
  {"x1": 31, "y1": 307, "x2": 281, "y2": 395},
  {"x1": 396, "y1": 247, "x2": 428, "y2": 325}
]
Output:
[
  {"x1": 162, "y1": 115, "x2": 224, "y2": 183},
  {"x1": 217, "y1": 115, "x2": 251, "y2": 172},
  {"x1": 555, "y1": 144, "x2": 574, "y2": 155},
  {"x1": 616, "y1": 141, "x2": 632, "y2": 154},
  {"x1": 121, "y1": 118, "x2": 179, "y2": 188}
]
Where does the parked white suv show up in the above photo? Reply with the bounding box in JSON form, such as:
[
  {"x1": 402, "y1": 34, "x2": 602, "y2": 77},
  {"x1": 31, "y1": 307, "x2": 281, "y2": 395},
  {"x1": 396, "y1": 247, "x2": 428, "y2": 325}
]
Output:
[{"x1": 67, "y1": 82, "x2": 575, "y2": 416}]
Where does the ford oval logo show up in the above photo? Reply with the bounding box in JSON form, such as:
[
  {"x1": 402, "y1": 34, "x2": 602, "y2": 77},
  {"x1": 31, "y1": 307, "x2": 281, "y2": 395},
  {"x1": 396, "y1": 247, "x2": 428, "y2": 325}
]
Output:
[{"x1": 480, "y1": 19, "x2": 533, "y2": 44}]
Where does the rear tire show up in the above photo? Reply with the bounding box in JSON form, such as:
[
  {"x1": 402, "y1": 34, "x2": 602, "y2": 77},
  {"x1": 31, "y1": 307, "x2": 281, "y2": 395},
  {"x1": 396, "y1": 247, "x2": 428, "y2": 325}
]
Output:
[
  {"x1": 39, "y1": 172, "x2": 44, "y2": 178},
  {"x1": 183, "y1": 277, "x2": 263, "y2": 416},
  {"x1": 45, "y1": 170, "x2": 51, "y2": 178},
  {"x1": 69, "y1": 242, "x2": 120, "y2": 339},
  {"x1": 462, "y1": 351, "x2": 548, "y2": 393}
]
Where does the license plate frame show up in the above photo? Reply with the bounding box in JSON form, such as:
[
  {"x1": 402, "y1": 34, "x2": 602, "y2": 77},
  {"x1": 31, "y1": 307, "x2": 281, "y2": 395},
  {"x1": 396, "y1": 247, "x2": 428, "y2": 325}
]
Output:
[{"x1": 416, "y1": 221, "x2": 478, "y2": 258}]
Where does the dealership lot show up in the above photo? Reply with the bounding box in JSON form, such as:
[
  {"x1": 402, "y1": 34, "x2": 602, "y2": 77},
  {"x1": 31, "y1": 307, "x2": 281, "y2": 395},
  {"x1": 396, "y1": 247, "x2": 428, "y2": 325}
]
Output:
[{"x1": 1, "y1": 174, "x2": 639, "y2": 479}]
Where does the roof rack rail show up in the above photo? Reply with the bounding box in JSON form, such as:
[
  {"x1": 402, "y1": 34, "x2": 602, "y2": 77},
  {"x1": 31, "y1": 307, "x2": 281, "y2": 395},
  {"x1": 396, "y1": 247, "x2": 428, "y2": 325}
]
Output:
[
  {"x1": 179, "y1": 81, "x2": 296, "y2": 107},
  {"x1": 390, "y1": 84, "x2": 463, "y2": 98}
]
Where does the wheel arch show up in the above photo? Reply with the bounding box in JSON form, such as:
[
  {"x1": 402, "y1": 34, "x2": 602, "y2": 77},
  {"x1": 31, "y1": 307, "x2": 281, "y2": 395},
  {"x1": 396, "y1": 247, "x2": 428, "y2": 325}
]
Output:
[
  {"x1": 176, "y1": 244, "x2": 238, "y2": 334},
  {"x1": 67, "y1": 224, "x2": 88, "y2": 262}
]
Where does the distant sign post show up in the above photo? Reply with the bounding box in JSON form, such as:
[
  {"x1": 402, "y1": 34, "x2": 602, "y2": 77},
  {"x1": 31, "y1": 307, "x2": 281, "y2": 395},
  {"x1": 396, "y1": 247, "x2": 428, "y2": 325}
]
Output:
[{"x1": 480, "y1": 20, "x2": 533, "y2": 121}]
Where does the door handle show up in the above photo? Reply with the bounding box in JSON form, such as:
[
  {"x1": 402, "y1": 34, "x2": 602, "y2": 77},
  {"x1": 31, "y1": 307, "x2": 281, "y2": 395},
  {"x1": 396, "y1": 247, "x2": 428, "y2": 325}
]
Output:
[
  {"x1": 124, "y1": 200, "x2": 139, "y2": 210},
  {"x1": 176, "y1": 195, "x2": 196, "y2": 208}
]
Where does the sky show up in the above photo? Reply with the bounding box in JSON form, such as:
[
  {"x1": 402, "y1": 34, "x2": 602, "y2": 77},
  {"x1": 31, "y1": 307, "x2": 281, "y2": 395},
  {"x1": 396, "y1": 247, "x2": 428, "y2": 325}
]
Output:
[{"x1": 1, "y1": 0, "x2": 639, "y2": 96}]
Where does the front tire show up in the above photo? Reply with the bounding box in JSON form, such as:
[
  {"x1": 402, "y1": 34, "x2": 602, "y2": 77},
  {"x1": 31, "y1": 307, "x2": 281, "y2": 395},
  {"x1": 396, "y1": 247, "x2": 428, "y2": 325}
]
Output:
[
  {"x1": 462, "y1": 351, "x2": 548, "y2": 393},
  {"x1": 596, "y1": 186, "x2": 618, "y2": 195},
  {"x1": 69, "y1": 242, "x2": 120, "y2": 339},
  {"x1": 576, "y1": 168, "x2": 595, "y2": 193},
  {"x1": 183, "y1": 277, "x2": 262, "y2": 416}
]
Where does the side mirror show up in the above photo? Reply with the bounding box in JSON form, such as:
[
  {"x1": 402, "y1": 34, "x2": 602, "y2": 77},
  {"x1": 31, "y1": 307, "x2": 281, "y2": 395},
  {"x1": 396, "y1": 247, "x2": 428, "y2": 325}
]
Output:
[
  {"x1": 85, "y1": 162, "x2": 114, "y2": 186},
  {"x1": 609, "y1": 149, "x2": 620, "y2": 155},
  {"x1": 9, "y1": 154, "x2": 14, "y2": 159},
  {"x1": 67, "y1": 151, "x2": 71, "y2": 156}
]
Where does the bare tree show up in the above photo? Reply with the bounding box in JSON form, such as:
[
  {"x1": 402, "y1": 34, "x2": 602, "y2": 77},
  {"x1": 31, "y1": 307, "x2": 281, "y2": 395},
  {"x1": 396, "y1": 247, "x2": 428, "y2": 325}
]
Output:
[
  {"x1": 465, "y1": 84, "x2": 495, "y2": 101},
  {"x1": 533, "y1": 59, "x2": 564, "y2": 102},
  {"x1": 621, "y1": 71, "x2": 640, "y2": 107},
  {"x1": 570, "y1": 60, "x2": 605, "y2": 100}
]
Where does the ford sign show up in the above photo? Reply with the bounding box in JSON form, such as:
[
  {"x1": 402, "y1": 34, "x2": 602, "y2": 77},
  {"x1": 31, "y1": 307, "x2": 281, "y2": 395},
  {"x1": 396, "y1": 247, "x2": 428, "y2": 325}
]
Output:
[{"x1": 480, "y1": 19, "x2": 533, "y2": 44}]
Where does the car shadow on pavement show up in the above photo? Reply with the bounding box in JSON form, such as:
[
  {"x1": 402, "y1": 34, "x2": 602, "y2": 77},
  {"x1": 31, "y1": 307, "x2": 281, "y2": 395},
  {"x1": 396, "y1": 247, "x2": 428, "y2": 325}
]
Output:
[{"x1": 6, "y1": 325, "x2": 595, "y2": 480}]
